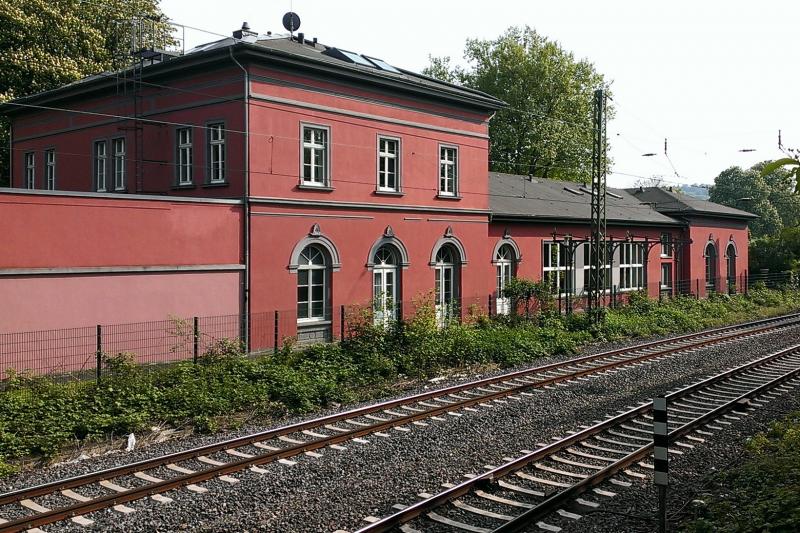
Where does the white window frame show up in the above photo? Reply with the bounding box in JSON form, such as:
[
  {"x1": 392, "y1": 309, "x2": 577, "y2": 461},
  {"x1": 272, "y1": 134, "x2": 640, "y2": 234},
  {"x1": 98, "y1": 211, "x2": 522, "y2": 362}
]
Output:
[
  {"x1": 94, "y1": 141, "x2": 107, "y2": 192},
  {"x1": 44, "y1": 149, "x2": 55, "y2": 190},
  {"x1": 434, "y1": 245, "x2": 459, "y2": 326},
  {"x1": 619, "y1": 242, "x2": 644, "y2": 291},
  {"x1": 495, "y1": 244, "x2": 515, "y2": 315},
  {"x1": 543, "y1": 241, "x2": 574, "y2": 296},
  {"x1": 582, "y1": 242, "x2": 612, "y2": 295},
  {"x1": 112, "y1": 137, "x2": 126, "y2": 191},
  {"x1": 207, "y1": 123, "x2": 226, "y2": 184},
  {"x1": 661, "y1": 262, "x2": 673, "y2": 290},
  {"x1": 176, "y1": 127, "x2": 193, "y2": 185},
  {"x1": 297, "y1": 245, "x2": 328, "y2": 323},
  {"x1": 438, "y1": 144, "x2": 458, "y2": 197},
  {"x1": 301, "y1": 124, "x2": 330, "y2": 187},
  {"x1": 24, "y1": 152, "x2": 35, "y2": 189},
  {"x1": 372, "y1": 246, "x2": 399, "y2": 326},
  {"x1": 376, "y1": 136, "x2": 400, "y2": 192},
  {"x1": 660, "y1": 232, "x2": 673, "y2": 258}
]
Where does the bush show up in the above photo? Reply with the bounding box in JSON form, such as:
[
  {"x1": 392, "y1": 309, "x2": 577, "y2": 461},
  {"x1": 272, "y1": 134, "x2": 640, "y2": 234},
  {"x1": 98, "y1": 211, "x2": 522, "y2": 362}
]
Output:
[{"x1": 1, "y1": 286, "x2": 800, "y2": 474}]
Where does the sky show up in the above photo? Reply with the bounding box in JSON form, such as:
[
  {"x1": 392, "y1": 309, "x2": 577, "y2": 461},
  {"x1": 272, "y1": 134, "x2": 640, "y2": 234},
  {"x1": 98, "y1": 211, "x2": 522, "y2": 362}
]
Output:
[{"x1": 161, "y1": 0, "x2": 800, "y2": 188}]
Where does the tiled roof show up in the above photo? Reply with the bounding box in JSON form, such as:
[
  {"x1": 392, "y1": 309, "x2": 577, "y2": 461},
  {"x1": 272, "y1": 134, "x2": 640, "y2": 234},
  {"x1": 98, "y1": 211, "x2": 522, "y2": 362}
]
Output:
[
  {"x1": 489, "y1": 172, "x2": 680, "y2": 225},
  {"x1": 625, "y1": 187, "x2": 758, "y2": 219}
]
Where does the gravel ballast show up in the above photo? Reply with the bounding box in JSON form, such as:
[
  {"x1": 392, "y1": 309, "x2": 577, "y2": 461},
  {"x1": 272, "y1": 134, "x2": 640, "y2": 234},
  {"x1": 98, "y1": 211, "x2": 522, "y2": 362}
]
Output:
[{"x1": 2, "y1": 321, "x2": 800, "y2": 532}]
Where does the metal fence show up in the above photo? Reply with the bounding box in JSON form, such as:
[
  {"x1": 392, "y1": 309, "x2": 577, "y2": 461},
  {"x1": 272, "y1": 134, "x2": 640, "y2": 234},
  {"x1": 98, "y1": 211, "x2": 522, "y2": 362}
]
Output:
[{"x1": 0, "y1": 271, "x2": 794, "y2": 387}]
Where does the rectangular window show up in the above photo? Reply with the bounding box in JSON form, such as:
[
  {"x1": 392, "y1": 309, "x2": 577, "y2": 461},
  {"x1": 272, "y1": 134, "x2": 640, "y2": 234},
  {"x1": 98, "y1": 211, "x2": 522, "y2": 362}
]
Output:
[
  {"x1": 93, "y1": 141, "x2": 107, "y2": 192},
  {"x1": 301, "y1": 125, "x2": 329, "y2": 186},
  {"x1": 45, "y1": 149, "x2": 55, "y2": 190},
  {"x1": 661, "y1": 263, "x2": 673, "y2": 290},
  {"x1": 208, "y1": 123, "x2": 225, "y2": 183},
  {"x1": 439, "y1": 145, "x2": 458, "y2": 196},
  {"x1": 661, "y1": 232, "x2": 673, "y2": 257},
  {"x1": 176, "y1": 128, "x2": 193, "y2": 185},
  {"x1": 377, "y1": 136, "x2": 399, "y2": 191},
  {"x1": 24, "y1": 152, "x2": 35, "y2": 189},
  {"x1": 620, "y1": 243, "x2": 644, "y2": 291},
  {"x1": 112, "y1": 138, "x2": 126, "y2": 191},
  {"x1": 297, "y1": 268, "x2": 326, "y2": 320},
  {"x1": 543, "y1": 241, "x2": 575, "y2": 296},
  {"x1": 583, "y1": 242, "x2": 612, "y2": 294}
]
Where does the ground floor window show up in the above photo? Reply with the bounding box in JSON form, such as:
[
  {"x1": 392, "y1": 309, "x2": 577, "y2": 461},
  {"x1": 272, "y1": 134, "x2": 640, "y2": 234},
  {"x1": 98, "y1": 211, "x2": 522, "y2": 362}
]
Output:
[
  {"x1": 372, "y1": 245, "x2": 399, "y2": 326},
  {"x1": 297, "y1": 245, "x2": 328, "y2": 321},
  {"x1": 620, "y1": 243, "x2": 644, "y2": 291},
  {"x1": 661, "y1": 262, "x2": 673, "y2": 293},
  {"x1": 495, "y1": 243, "x2": 516, "y2": 315},
  {"x1": 434, "y1": 244, "x2": 460, "y2": 325}
]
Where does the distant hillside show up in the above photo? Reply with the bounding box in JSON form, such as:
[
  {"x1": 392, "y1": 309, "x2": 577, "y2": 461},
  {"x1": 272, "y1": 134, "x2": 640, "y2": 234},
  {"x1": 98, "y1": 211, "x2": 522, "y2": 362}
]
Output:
[{"x1": 678, "y1": 184, "x2": 710, "y2": 200}]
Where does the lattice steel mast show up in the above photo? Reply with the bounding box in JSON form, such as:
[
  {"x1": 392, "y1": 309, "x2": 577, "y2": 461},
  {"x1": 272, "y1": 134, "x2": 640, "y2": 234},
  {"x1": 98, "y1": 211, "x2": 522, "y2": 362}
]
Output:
[{"x1": 588, "y1": 88, "x2": 608, "y2": 315}]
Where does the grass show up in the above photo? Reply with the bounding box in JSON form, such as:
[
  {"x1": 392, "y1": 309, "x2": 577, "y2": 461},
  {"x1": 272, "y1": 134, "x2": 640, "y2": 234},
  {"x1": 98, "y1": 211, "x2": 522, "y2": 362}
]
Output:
[
  {"x1": 1, "y1": 285, "x2": 799, "y2": 476},
  {"x1": 682, "y1": 411, "x2": 800, "y2": 532}
]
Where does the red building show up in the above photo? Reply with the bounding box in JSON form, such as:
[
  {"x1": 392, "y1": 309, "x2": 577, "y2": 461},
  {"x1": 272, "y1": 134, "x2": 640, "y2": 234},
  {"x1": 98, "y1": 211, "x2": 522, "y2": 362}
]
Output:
[{"x1": 1, "y1": 25, "x2": 756, "y2": 343}]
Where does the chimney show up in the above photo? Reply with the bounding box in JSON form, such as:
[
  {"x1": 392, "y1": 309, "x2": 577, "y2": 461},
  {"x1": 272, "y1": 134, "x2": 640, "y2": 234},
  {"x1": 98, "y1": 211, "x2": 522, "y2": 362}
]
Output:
[
  {"x1": 297, "y1": 32, "x2": 305, "y2": 43},
  {"x1": 233, "y1": 22, "x2": 258, "y2": 42}
]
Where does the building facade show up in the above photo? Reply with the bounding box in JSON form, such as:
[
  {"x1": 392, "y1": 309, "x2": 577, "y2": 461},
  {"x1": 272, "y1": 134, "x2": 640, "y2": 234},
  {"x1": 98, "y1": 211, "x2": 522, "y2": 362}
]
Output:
[{"x1": 1, "y1": 26, "x2": 756, "y2": 341}]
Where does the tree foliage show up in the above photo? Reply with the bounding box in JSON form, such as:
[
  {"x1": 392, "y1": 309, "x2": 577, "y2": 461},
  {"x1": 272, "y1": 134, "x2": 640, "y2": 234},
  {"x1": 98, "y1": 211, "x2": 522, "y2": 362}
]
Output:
[
  {"x1": 0, "y1": 0, "x2": 171, "y2": 186},
  {"x1": 710, "y1": 162, "x2": 800, "y2": 238},
  {"x1": 423, "y1": 26, "x2": 610, "y2": 182}
]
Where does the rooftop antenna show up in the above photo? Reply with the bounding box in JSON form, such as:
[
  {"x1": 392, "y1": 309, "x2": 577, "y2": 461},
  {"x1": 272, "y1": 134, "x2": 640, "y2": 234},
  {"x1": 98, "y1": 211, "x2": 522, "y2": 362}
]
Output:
[{"x1": 282, "y1": 11, "x2": 301, "y2": 38}]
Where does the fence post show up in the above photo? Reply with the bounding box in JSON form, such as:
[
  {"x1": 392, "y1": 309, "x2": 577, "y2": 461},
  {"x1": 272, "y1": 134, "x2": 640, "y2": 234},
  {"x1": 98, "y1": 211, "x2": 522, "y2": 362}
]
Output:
[
  {"x1": 745, "y1": 270, "x2": 749, "y2": 295},
  {"x1": 95, "y1": 325, "x2": 102, "y2": 383},
  {"x1": 696, "y1": 278, "x2": 700, "y2": 299},
  {"x1": 273, "y1": 310, "x2": 279, "y2": 355},
  {"x1": 340, "y1": 304, "x2": 345, "y2": 340},
  {"x1": 193, "y1": 317, "x2": 199, "y2": 364},
  {"x1": 488, "y1": 294, "x2": 493, "y2": 317}
]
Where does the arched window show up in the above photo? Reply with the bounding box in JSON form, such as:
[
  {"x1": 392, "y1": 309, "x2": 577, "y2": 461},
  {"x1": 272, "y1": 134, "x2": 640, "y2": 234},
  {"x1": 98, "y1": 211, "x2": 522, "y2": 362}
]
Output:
[
  {"x1": 495, "y1": 244, "x2": 517, "y2": 315},
  {"x1": 297, "y1": 245, "x2": 329, "y2": 321},
  {"x1": 726, "y1": 242, "x2": 737, "y2": 292},
  {"x1": 434, "y1": 244, "x2": 461, "y2": 325},
  {"x1": 373, "y1": 245, "x2": 400, "y2": 326},
  {"x1": 705, "y1": 242, "x2": 717, "y2": 292}
]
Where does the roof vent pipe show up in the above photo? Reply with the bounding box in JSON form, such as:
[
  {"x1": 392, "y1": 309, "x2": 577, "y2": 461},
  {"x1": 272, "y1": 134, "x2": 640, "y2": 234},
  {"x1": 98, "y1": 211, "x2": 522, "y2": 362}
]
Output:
[{"x1": 297, "y1": 32, "x2": 305, "y2": 43}]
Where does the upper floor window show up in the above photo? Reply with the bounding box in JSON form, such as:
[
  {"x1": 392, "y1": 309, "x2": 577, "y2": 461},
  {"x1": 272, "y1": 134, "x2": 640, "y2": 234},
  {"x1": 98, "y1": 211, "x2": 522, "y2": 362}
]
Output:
[
  {"x1": 439, "y1": 145, "x2": 458, "y2": 196},
  {"x1": 377, "y1": 136, "x2": 400, "y2": 192},
  {"x1": 112, "y1": 138, "x2": 126, "y2": 191},
  {"x1": 302, "y1": 124, "x2": 329, "y2": 186},
  {"x1": 660, "y1": 232, "x2": 672, "y2": 257},
  {"x1": 45, "y1": 149, "x2": 55, "y2": 190},
  {"x1": 24, "y1": 152, "x2": 35, "y2": 189},
  {"x1": 207, "y1": 123, "x2": 225, "y2": 183},
  {"x1": 176, "y1": 128, "x2": 193, "y2": 185},
  {"x1": 93, "y1": 141, "x2": 107, "y2": 192},
  {"x1": 620, "y1": 242, "x2": 644, "y2": 291}
]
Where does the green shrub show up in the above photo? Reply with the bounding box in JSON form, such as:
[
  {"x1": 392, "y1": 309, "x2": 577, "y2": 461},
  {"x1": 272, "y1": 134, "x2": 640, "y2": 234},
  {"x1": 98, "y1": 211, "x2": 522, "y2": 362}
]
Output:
[{"x1": 1, "y1": 286, "x2": 799, "y2": 474}]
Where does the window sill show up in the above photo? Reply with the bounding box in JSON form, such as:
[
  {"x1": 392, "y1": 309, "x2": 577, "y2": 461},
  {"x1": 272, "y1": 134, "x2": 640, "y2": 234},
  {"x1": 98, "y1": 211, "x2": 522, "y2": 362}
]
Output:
[
  {"x1": 436, "y1": 194, "x2": 462, "y2": 200},
  {"x1": 297, "y1": 183, "x2": 335, "y2": 192},
  {"x1": 203, "y1": 181, "x2": 229, "y2": 188},
  {"x1": 297, "y1": 319, "x2": 332, "y2": 326},
  {"x1": 660, "y1": 255, "x2": 673, "y2": 259},
  {"x1": 374, "y1": 190, "x2": 404, "y2": 197},
  {"x1": 172, "y1": 183, "x2": 196, "y2": 190}
]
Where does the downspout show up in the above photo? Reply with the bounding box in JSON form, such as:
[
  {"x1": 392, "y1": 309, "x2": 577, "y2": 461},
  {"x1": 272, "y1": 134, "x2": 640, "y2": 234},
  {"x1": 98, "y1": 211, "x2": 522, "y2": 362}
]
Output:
[
  {"x1": 8, "y1": 121, "x2": 13, "y2": 187},
  {"x1": 229, "y1": 47, "x2": 251, "y2": 351}
]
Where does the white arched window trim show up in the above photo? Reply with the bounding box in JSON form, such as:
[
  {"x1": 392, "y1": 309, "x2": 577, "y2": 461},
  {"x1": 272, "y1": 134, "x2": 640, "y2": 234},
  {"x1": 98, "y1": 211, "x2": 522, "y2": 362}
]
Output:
[
  {"x1": 366, "y1": 235, "x2": 410, "y2": 269},
  {"x1": 724, "y1": 239, "x2": 738, "y2": 257},
  {"x1": 491, "y1": 237, "x2": 522, "y2": 264},
  {"x1": 288, "y1": 231, "x2": 341, "y2": 272},
  {"x1": 429, "y1": 236, "x2": 468, "y2": 267}
]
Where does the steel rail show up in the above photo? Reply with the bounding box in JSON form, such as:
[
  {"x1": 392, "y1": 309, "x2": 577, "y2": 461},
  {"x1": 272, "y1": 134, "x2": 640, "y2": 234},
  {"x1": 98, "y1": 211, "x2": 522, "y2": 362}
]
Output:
[
  {"x1": 355, "y1": 343, "x2": 800, "y2": 533},
  {"x1": 1, "y1": 313, "x2": 799, "y2": 532}
]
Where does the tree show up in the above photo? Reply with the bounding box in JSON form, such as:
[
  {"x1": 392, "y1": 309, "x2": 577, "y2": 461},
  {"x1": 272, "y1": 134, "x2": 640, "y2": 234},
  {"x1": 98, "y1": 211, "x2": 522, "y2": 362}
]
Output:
[
  {"x1": 709, "y1": 163, "x2": 800, "y2": 238},
  {"x1": 0, "y1": 0, "x2": 171, "y2": 186},
  {"x1": 423, "y1": 26, "x2": 610, "y2": 183}
]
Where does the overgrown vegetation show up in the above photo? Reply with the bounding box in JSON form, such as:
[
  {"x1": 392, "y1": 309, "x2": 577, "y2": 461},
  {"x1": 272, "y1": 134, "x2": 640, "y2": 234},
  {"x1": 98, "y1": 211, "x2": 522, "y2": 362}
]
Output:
[
  {"x1": 1, "y1": 285, "x2": 799, "y2": 475},
  {"x1": 682, "y1": 411, "x2": 800, "y2": 532}
]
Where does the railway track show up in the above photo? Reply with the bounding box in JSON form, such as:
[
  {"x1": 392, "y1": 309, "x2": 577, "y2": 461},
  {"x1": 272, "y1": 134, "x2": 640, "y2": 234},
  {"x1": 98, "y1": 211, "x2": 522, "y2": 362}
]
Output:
[
  {"x1": 355, "y1": 343, "x2": 800, "y2": 533},
  {"x1": 1, "y1": 313, "x2": 799, "y2": 532}
]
